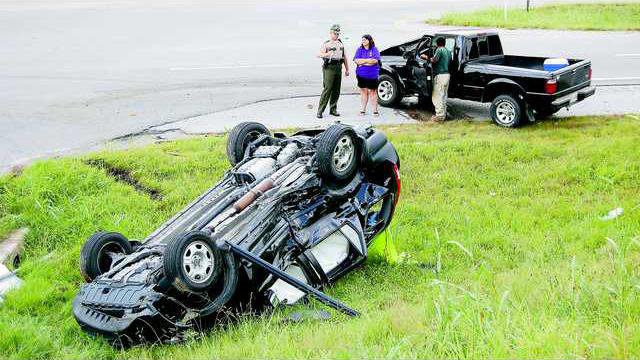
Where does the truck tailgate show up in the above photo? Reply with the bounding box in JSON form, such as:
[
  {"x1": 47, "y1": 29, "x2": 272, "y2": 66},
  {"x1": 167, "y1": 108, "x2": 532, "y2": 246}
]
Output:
[{"x1": 553, "y1": 60, "x2": 591, "y2": 94}]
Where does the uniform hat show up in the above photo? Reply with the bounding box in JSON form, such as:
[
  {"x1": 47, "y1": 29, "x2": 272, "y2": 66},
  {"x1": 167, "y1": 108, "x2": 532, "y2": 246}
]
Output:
[{"x1": 330, "y1": 24, "x2": 341, "y2": 33}]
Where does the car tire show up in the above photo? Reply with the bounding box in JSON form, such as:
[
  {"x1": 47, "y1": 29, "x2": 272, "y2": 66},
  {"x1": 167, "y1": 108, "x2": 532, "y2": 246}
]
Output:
[
  {"x1": 377, "y1": 74, "x2": 402, "y2": 107},
  {"x1": 80, "y1": 231, "x2": 133, "y2": 282},
  {"x1": 163, "y1": 231, "x2": 222, "y2": 293},
  {"x1": 226, "y1": 122, "x2": 271, "y2": 165},
  {"x1": 317, "y1": 124, "x2": 360, "y2": 182},
  {"x1": 490, "y1": 94, "x2": 524, "y2": 128}
]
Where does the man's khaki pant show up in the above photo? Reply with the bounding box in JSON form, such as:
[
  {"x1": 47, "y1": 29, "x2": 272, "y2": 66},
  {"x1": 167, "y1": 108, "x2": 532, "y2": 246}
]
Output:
[{"x1": 432, "y1": 73, "x2": 450, "y2": 119}]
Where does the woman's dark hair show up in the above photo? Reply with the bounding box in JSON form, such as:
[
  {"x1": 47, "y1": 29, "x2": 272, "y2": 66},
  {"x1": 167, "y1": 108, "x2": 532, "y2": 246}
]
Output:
[{"x1": 361, "y1": 34, "x2": 375, "y2": 49}]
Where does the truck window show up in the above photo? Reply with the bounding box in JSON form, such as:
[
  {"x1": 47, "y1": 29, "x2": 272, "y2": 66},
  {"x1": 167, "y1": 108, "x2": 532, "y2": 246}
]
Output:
[
  {"x1": 465, "y1": 38, "x2": 479, "y2": 60},
  {"x1": 488, "y1": 35, "x2": 503, "y2": 56},
  {"x1": 477, "y1": 37, "x2": 489, "y2": 56},
  {"x1": 465, "y1": 36, "x2": 499, "y2": 60},
  {"x1": 444, "y1": 38, "x2": 455, "y2": 52},
  {"x1": 433, "y1": 37, "x2": 456, "y2": 59}
]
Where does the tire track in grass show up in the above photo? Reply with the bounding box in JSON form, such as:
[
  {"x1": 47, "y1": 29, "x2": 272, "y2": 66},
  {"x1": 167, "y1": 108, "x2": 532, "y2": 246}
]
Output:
[{"x1": 84, "y1": 159, "x2": 163, "y2": 201}]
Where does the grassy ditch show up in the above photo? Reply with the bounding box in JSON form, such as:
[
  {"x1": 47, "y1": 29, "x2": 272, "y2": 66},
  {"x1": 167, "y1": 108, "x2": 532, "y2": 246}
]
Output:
[{"x1": 0, "y1": 115, "x2": 639, "y2": 359}]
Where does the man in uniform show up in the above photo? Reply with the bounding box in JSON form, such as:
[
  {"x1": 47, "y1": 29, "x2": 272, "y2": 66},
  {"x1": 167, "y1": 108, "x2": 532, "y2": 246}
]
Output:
[
  {"x1": 421, "y1": 37, "x2": 451, "y2": 122},
  {"x1": 317, "y1": 24, "x2": 349, "y2": 118}
]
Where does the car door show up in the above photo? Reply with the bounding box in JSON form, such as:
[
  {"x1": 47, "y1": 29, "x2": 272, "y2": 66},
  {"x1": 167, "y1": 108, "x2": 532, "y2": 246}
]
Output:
[
  {"x1": 458, "y1": 36, "x2": 487, "y2": 101},
  {"x1": 409, "y1": 36, "x2": 432, "y2": 97}
]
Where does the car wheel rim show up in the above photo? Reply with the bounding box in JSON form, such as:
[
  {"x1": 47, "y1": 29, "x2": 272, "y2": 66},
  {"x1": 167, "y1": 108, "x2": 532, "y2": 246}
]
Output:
[
  {"x1": 496, "y1": 100, "x2": 516, "y2": 125},
  {"x1": 332, "y1": 135, "x2": 355, "y2": 175},
  {"x1": 378, "y1": 80, "x2": 393, "y2": 101},
  {"x1": 182, "y1": 240, "x2": 214, "y2": 284}
]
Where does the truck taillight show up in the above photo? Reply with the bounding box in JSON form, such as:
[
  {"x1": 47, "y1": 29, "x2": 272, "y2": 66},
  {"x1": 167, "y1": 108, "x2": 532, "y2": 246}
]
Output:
[
  {"x1": 588, "y1": 68, "x2": 592, "y2": 80},
  {"x1": 545, "y1": 79, "x2": 557, "y2": 94}
]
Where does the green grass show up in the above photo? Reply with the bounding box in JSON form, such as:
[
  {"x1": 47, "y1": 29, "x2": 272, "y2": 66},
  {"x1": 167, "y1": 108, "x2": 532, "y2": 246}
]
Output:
[
  {"x1": 1, "y1": 115, "x2": 640, "y2": 359},
  {"x1": 432, "y1": 3, "x2": 640, "y2": 31}
]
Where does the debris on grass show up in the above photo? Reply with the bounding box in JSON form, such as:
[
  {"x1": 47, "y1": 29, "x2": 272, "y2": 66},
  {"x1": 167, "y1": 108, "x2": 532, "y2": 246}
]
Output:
[
  {"x1": 0, "y1": 227, "x2": 27, "y2": 268},
  {"x1": 8, "y1": 164, "x2": 25, "y2": 178},
  {"x1": 0, "y1": 264, "x2": 22, "y2": 302},
  {"x1": 0, "y1": 228, "x2": 27, "y2": 302},
  {"x1": 283, "y1": 309, "x2": 332, "y2": 323},
  {"x1": 601, "y1": 207, "x2": 623, "y2": 221}
]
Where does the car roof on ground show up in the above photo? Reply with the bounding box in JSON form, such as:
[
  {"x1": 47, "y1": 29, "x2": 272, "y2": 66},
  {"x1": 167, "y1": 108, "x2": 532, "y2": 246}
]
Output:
[{"x1": 434, "y1": 28, "x2": 499, "y2": 37}]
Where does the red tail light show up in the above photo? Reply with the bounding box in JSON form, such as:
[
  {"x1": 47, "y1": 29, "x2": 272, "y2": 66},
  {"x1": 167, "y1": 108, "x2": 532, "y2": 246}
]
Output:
[
  {"x1": 392, "y1": 163, "x2": 401, "y2": 206},
  {"x1": 545, "y1": 79, "x2": 557, "y2": 94},
  {"x1": 588, "y1": 68, "x2": 592, "y2": 80}
]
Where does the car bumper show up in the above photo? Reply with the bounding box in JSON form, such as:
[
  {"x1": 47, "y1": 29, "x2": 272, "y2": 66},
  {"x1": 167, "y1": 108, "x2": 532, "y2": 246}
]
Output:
[
  {"x1": 550, "y1": 86, "x2": 596, "y2": 110},
  {"x1": 72, "y1": 282, "x2": 169, "y2": 339},
  {"x1": 73, "y1": 297, "x2": 140, "y2": 335}
]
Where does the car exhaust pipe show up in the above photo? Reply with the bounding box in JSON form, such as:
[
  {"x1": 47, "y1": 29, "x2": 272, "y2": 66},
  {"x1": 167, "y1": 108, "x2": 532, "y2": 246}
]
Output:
[{"x1": 232, "y1": 178, "x2": 275, "y2": 212}]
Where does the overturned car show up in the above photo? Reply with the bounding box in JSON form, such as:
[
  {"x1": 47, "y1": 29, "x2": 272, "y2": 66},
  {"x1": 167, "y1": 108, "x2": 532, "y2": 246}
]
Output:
[{"x1": 73, "y1": 122, "x2": 401, "y2": 345}]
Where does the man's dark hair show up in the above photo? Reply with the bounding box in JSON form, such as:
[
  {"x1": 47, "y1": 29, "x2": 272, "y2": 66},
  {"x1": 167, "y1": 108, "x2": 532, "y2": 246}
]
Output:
[
  {"x1": 361, "y1": 34, "x2": 375, "y2": 49},
  {"x1": 436, "y1": 37, "x2": 446, "y2": 47}
]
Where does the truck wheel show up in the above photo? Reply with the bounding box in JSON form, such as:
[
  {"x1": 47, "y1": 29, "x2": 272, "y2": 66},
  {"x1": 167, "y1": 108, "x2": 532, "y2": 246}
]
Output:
[
  {"x1": 163, "y1": 231, "x2": 222, "y2": 293},
  {"x1": 317, "y1": 124, "x2": 360, "y2": 182},
  {"x1": 226, "y1": 122, "x2": 271, "y2": 165},
  {"x1": 534, "y1": 107, "x2": 557, "y2": 120},
  {"x1": 490, "y1": 95, "x2": 523, "y2": 128},
  {"x1": 80, "y1": 231, "x2": 133, "y2": 282},
  {"x1": 377, "y1": 74, "x2": 402, "y2": 107}
]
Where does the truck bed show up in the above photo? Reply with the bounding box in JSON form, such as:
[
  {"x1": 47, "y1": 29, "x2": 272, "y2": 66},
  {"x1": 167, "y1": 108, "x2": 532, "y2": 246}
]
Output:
[
  {"x1": 468, "y1": 55, "x2": 591, "y2": 94},
  {"x1": 478, "y1": 55, "x2": 582, "y2": 71}
]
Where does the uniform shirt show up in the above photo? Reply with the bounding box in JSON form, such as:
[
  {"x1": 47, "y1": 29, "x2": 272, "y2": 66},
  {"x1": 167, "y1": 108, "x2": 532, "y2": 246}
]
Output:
[
  {"x1": 353, "y1": 46, "x2": 380, "y2": 79},
  {"x1": 432, "y1": 46, "x2": 451, "y2": 75},
  {"x1": 321, "y1": 39, "x2": 344, "y2": 61}
]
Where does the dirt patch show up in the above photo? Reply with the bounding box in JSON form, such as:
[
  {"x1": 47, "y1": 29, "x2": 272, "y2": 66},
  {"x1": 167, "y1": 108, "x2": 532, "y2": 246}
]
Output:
[
  {"x1": 395, "y1": 99, "x2": 474, "y2": 122},
  {"x1": 84, "y1": 159, "x2": 163, "y2": 201}
]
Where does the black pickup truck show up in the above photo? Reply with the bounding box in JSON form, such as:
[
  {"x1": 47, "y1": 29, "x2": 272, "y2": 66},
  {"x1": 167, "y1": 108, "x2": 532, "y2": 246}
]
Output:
[{"x1": 377, "y1": 29, "x2": 595, "y2": 127}]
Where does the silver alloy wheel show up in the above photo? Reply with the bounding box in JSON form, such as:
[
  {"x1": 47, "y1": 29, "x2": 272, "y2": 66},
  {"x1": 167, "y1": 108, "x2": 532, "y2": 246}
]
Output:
[
  {"x1": 182, "y1": 240, "x2": 214, "y2": 284},
  {"x1": 378, "y1": 80, "x2": 394, "y2": 101},
  {"x1": 332, "y1": 135, "x2": 355, "y2": 175},
  {"x1": 495, "y1": 100, "x2": 517, "y2": 125}
]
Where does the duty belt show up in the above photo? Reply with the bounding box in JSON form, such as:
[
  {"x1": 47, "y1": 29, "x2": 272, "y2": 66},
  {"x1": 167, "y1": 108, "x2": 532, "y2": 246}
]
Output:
[{"x1": 325, "y1": 59, "x2": 342, "y2": 65}]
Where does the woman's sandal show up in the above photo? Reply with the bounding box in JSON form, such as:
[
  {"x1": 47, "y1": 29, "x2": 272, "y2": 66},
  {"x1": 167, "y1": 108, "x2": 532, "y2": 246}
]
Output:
[
  {"x1": 359, "y1": 110, "x2": 366, "y2": 116},
  {"x1": 373, "y1": 111, "x2": 380, "y2": 117}
]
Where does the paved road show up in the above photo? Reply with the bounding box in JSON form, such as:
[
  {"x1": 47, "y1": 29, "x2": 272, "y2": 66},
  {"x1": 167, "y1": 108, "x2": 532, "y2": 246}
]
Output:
[{"x1": 1, "y1": 0, "x2": 639, "y2": 171}]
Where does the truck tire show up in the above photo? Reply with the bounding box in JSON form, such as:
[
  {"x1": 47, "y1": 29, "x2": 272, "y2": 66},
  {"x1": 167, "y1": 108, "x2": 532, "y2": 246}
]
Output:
[
  {"x1": 490, "y1": 94, "x2": 524, "y2": 128},
  {"x1": 226, "y1": 122, "x2": 271, "y2": 165},
  {"x1": 80, "y1": 231, "x2": 133, "y2": 282},
  {"x1": 317, "y1": 124, "x2": 360, "y2": 182},
  {"x1": 163, "y1": 231, "x2": 222, "y2": 293},
  {"x1": 377, "y1": 74, "x2": 402, "y2": 107}
]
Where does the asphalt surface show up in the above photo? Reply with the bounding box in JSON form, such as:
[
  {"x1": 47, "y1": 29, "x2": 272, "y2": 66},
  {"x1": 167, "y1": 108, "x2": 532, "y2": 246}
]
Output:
[{"x1": 1, "y1": 0, "x2": 639, "y2": 171}]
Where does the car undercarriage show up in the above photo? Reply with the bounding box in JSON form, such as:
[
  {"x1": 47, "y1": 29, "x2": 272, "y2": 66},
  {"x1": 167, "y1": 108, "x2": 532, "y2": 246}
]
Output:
[{"x1": 73, "y1": 122, "x2": 401, "y2": 346}]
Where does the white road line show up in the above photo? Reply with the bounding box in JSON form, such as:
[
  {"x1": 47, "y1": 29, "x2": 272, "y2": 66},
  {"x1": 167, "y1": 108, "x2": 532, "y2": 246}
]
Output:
[
  {"x1": 593, "y1": 77, "x2": 640, "y2": 81},
  {"x1": 170, "y1": 63, "x2": 304, "y2": 71},
  {"x1": 615, "y1": 54, "x2": 640, "y2": 57}
]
